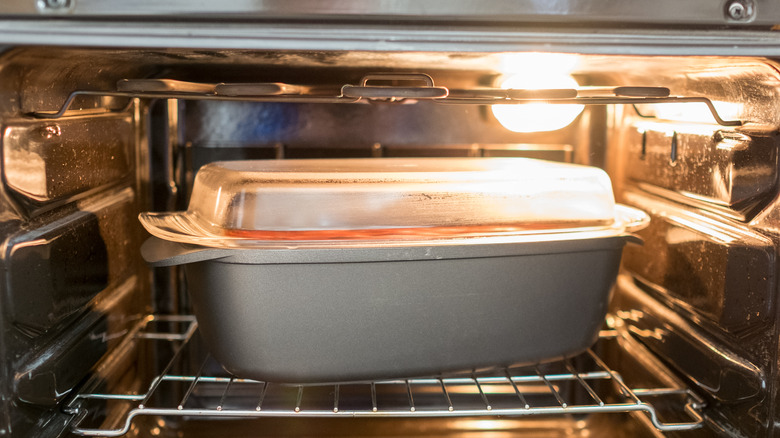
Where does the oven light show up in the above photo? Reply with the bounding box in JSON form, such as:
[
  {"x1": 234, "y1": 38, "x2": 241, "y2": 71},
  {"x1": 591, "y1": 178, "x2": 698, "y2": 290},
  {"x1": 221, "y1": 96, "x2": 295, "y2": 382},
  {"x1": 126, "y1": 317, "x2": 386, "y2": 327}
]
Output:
[
  {"x1": 498, "y1": 52, "x2": 579, "y2": 75},
  {"x1": 492, "y1": 73, "x2": 584, "y2": 133}
]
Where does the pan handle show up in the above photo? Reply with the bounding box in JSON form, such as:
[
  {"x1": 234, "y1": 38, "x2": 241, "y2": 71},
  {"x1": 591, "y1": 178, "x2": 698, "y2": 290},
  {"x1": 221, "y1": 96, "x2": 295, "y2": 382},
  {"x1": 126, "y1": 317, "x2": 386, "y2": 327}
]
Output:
[
  {"x1": 616, "y1": 204, "x2": 650, "y2": 234},
  {"x1": 141, "y1": 236, "x2": 233, "y2": 267},
  {"x1": 614, "y1": 204, "x2": 649, "y2": 246}
]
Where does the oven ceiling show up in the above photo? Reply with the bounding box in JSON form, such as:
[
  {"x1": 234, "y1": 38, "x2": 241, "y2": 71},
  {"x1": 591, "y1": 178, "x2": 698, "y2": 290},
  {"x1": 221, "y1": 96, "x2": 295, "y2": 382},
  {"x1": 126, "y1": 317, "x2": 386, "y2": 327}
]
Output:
[{"x1": 0, "y1": 0, "x2": 779, "y2": 55}]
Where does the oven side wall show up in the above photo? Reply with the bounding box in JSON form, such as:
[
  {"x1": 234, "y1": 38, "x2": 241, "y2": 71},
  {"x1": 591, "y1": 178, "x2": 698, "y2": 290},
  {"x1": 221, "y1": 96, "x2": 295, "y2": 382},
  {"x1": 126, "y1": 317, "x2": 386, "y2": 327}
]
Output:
[{"x1": 0, "y1": 48, "x2": 154, "y2": 437}]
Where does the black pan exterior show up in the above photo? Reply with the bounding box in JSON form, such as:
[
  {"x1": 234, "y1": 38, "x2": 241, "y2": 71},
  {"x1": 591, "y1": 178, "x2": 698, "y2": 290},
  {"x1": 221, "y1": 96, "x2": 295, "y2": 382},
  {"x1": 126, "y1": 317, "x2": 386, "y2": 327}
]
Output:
[{"x1": 145, "y1": 236, "x2": 628, "y2": 383}]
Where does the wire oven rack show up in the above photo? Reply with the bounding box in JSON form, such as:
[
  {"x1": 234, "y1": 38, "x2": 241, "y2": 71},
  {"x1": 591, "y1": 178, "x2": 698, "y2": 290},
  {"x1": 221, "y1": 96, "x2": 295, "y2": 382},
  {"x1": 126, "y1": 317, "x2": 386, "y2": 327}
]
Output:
[
  {"x1": 65, "y1": 315, "x2": 705, "y2": 437},
  {"x1": 32, "y1": 73, "x2": 742, "y2": 126}
]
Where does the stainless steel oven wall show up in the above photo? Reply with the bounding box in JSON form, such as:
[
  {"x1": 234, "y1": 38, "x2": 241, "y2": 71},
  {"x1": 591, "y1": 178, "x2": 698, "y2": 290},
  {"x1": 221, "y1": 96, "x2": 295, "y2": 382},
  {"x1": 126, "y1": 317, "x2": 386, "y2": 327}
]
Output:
[
  {"x1": 0, "y1": 48, "x2": 154, "y2": 437},
  {"x1": 3, "y1": 2, "x2": 780, "y2": 57},
  {"x1": 181, "y1": 101, "x2": 588, "y2": 170},
  {"x1": 2, "y1": 0, "x2": 780, "y2": 32},
  {"x1": 604, "y1": 58, "x2": 780, "y2": 436}
]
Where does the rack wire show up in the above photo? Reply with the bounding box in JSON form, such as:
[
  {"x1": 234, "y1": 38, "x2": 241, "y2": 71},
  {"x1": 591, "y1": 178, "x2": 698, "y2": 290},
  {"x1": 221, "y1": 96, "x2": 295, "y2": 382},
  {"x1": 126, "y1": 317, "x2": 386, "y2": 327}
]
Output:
[
  {"x1": 31, "y1": 74, "x2": 742, "y2": 126},
  {"x1": 65, "y1": 315, "x2": 704, "y2": 437}
]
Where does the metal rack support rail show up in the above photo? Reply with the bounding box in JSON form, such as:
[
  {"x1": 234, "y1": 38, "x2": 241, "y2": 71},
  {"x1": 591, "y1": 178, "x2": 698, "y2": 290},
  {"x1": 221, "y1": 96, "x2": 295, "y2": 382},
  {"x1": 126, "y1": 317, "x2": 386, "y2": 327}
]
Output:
[
  {"x1": 439, "y1": 96, "x2": 742, "y2": 126},
  {"x1": 65, "y1": 315, "x2": 705, "y2": 437},
  {"x1": 31, "y1": 88, "x2": 742, "y2": 126}
]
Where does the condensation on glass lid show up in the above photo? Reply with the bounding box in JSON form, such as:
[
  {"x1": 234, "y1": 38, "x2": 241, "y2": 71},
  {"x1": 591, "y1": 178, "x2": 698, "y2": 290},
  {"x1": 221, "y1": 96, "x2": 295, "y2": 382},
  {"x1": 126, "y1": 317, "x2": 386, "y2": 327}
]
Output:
[{"x1": 139, "y1": 157, "x2": 625, "y2": 246}]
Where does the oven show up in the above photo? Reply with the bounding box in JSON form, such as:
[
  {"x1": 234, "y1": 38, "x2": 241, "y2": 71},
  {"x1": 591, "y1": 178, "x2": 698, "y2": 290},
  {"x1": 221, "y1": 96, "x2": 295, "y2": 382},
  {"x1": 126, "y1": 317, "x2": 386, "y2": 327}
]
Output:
[{"x1": 1, "y1": 2, "x2": 779, "y2": 437}]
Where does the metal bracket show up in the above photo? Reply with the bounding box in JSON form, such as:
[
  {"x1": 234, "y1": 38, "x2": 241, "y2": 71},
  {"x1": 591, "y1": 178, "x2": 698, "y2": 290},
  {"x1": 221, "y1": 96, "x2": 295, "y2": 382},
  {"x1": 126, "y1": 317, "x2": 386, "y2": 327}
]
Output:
[{"x1": 31, "y1": 76, "x2": 742, "y2": 127}]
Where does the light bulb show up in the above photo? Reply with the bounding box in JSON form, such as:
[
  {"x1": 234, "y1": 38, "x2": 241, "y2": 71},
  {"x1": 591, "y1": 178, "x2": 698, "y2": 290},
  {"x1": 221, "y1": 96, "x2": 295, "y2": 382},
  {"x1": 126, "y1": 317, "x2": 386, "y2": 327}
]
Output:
[{"x1": 492, "y1": 73, "x2": 584, "y2": 133}]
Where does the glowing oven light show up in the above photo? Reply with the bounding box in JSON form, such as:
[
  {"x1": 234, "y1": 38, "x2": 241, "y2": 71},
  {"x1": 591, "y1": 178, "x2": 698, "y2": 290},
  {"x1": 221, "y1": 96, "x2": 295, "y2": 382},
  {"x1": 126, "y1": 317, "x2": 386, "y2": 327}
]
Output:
[{"x1": 492, "y1": 73, "x2": 584, "y2": 133}]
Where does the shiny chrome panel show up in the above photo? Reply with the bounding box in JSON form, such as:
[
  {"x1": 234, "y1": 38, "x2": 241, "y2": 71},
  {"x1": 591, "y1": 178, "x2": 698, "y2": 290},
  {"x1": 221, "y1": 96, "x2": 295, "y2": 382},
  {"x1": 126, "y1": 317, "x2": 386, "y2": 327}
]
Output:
[
  {"x1": 0, "y1": 0, "x2": 778, "y2": 26},
  {"x1": 1, "y1": 22, "x2": 780, "y2": 55}
]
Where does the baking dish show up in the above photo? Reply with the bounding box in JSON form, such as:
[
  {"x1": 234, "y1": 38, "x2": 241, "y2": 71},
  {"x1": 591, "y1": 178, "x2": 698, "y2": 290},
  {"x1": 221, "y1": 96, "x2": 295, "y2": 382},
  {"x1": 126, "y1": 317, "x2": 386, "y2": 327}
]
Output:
[{"x1": 140, "y1": 158, "x2": 648, "y2": 383}]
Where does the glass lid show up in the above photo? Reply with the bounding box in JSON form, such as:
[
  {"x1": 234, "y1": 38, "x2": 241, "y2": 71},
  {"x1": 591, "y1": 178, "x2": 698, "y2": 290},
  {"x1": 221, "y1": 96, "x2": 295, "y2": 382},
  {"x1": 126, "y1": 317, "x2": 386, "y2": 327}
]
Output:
[{"x1": 139, "y1": 158, "x2": 648, "y2": 248}]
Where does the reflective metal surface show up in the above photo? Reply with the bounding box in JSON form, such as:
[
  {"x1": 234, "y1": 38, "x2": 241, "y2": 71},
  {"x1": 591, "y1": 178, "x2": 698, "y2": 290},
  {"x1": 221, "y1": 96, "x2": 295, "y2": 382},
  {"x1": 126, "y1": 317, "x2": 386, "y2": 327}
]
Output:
[
  {"x1": 182, "y1": 100, "x2": 582, "y2": 169},
  {"x1": 2, "y1": 22, "x2": 780, "y2": 55},
  {"x1": 123, "y1": 414, "x2": 665, "y2": 438},
  {"x1": 623, "y1": 127, "x2": 778, "y2": 218},
  {"x1": 1, "y1": 0, "x2": 780, "y2": 27},
  {"x1": 612, "y1": 277, "x2": 771, "y2": 437},
  {"x1": 6, "y1": 189, "x2": 137, "y2": 338},
  {"x1": 0, "y1": 49, "x2": 150, "y2": 437},
  {"x1": 3, "y1": 114, "x2": 134, "y2": 206},
  {"x1": 622, "y1": 191, "x2": 775, "y2": 332},
  {"x1": 609, "y1": 82, "x2": 780, "y2": 435},
  {"x1": 616, "y1": 277, "x2": 765, "y2": 403}
]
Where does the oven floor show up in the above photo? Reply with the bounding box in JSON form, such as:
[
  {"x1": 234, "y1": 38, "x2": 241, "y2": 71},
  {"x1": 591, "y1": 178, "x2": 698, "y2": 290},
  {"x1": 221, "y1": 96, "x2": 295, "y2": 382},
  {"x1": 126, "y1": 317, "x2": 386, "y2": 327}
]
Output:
[{"x1": 127, "y1": 413, "x2": 659, "y2": 438}]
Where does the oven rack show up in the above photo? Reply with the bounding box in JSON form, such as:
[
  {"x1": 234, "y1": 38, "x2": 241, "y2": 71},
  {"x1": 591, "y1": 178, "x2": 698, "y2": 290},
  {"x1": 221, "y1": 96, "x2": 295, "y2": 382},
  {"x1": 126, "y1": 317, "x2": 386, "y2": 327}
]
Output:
[
  {"x1": 65, "y1": 315, "x2": 704, "y2": 437},
  {"x1": 32, "y1": 73, "x2": 742, "y2": 126}
]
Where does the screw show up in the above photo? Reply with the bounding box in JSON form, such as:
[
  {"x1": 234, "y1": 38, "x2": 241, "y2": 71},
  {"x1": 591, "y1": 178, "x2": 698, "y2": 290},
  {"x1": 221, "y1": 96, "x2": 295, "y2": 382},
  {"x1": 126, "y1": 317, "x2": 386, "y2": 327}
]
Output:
[
  {"x1": 37, "y1": 0, "x2": 72, "y2": 11},
  {"x1": 725, "y1": 0, "x2": 755, "y2": 21},
  {"x1": 729, "y1": 2, "x2": 746, "y2": 19}
]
